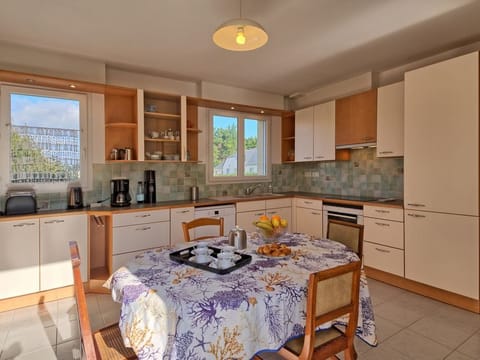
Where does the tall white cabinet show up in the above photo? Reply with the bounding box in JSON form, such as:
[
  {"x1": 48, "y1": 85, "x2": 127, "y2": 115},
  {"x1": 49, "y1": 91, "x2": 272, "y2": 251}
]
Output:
[
  {"x1": 294, "y1": 107, "x2": 314, "y2": 161},
  {"x1": 404, "y1": 51, "x2": 479, "y2": 299},
  {"x1": 376, "y1": 82, "x2": 404, "y2": 157}
]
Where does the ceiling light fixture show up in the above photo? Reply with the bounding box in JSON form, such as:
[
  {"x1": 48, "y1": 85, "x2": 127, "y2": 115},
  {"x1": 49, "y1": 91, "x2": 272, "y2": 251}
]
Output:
[{"x1": 212, "y1": 0, "x2": 268, "y2": 51}]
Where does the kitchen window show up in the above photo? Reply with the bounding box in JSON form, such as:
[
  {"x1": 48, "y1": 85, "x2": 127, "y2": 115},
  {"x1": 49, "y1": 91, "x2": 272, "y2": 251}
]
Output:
[
  {"x1": 0, "y1": 85, "x2": 89, "y2": 193},
  {"x1": 207, "y1": 110, "x2": 271, "y2": 183}
]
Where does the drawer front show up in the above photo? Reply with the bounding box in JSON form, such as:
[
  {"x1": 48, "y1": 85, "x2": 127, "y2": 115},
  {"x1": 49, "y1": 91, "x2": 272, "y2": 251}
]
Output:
[
  {"x1": 295, "y1": 198, "x2": 322, "y2": 210},
  {"x1": 113, "y1": 221, "x2": 170, "y2": 254},
  {"x1": 266, "y1": 197, "x2": 292, "y2": 209},
  {"x1": 364, "y1": 242, "x2": 404, "y2": 277},
  {"x1": 364, "y1": 217, "x2": 404, "y2": 249},
  {"x1": 236, "y1": 200, "x2": 266, "y2": 213},
  {"x1": 113, "y1": 209, "x2": 170, "y2": 227},
  {"x1": 364, "y1": 205, "x2": 403, "y2": 222},
  {"x1": 112, "y1": 250, "x2": 149, "y2": 273}
]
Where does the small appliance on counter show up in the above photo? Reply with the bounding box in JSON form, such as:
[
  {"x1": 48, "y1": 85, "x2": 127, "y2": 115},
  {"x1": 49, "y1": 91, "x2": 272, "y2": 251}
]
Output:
[
  {"x1": 111, "y1": 178, "x2": 131, "y2": 207},
  {"x1": 144, "y1": 170, "x2": 156, "y2": 203},
  {"x1": 4, "y1": 188, "x2": 37, "y2": 215},
  {"x1": 67, "y1": 186, "x2": 84, "y2": 209}
]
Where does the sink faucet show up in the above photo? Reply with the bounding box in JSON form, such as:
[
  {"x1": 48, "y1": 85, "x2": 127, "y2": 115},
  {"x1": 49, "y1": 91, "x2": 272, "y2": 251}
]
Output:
[{"x1": 244, "y1": 183, "x2": 263, "y2": 196}]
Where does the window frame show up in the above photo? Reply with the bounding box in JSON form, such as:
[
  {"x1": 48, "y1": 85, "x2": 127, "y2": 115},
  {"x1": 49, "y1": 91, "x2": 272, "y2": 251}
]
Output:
[
  {"x1": 207, "y1": 109, "x2": 271, "y2": 184},
  {"x1": 0, "y1": 84, "x2": 90, "y2": 193}
]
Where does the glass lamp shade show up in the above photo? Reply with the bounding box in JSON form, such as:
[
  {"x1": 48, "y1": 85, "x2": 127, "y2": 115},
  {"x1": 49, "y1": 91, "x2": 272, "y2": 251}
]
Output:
[{"x1": 213, "y1": 18, "x2": 268, "y2": 51}]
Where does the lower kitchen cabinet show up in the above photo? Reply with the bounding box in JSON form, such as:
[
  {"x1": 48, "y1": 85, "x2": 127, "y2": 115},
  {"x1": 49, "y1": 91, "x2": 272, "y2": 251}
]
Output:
[
  {"x1": 111, "y1": 209, "x2": 170, "y2": 272},
  {"x1": 0, "y1": 219, "x2": 40, "y2": 299},
  {"x1": 363, "y1": 205, "x2": 404, "y2": 277},
  {"x1": 170, "y1": 207, "x2": 194, "y2": 245},
  {"x1": 295, "y1": 198, "x2": 323, "y2": 237},
  {"x1": 236, "y1": 200, "x2": 266, "y2": 232},
  {"x1": 265, "y1": 198, "x2": 292, "y2": 232},
  {"x1": 405, "y1": 210, "x2": 479, "y2": 299},
  {"x1": 40, "y1": 214, "x2": 88, "y2": 291}
]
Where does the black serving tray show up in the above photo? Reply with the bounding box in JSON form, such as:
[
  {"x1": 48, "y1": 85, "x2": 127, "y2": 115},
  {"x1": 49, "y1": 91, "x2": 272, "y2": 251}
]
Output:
[{"x1": 169, "y1": 246, "x2": 252, "y2": 275}]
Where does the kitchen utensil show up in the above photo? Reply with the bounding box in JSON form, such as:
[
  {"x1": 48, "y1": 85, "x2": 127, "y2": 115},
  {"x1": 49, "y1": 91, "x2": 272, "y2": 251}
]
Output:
[
  {"x1": 67, "y1": 187, "x2": 83, "y2": 209},
  {"x1": 150, "y1": 131, "x2": 159, "y2": 139},
  {"x1": 110, "y1": 178, "x2": 131, "y2": 207},
  {"x1": 190, "y1": 186, "x2": 199, "y2": 201},
  {"x1": 4, "y1": 189, "x2": 37, "y2": 215},
  {"x1": 228, "y1": 226, "x2": 247, "y2": 250},
  {"x1": 125, "y1": 147, "x2": 132, "y2": 160},
  {"x1": 118, "y1": 148, "x2": 126, "y2": 160}
]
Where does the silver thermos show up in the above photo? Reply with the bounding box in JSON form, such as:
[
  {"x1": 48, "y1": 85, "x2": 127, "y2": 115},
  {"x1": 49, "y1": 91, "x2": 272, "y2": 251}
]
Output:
[
  {"x1": 190, "y1": 186, "x2": 199, "y2": 201},
  {"x1": 228, "y1": 226, "x2": 247, "y2": 250}
]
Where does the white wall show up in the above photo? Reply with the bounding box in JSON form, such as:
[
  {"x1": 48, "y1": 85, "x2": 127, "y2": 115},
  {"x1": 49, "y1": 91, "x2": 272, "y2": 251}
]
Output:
[
  {"x1": 200, "y1": 81, "x2": 285, "y2": 110},
  {"x1": 0, "y1": 42, "x2": 106, "y2": 84}
]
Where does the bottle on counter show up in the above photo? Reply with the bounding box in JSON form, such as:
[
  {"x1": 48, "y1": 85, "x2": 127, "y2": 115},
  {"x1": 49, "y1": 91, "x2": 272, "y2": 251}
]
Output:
[{"x1": 136, "y1": 181, "x2": 145, "y2": 203}]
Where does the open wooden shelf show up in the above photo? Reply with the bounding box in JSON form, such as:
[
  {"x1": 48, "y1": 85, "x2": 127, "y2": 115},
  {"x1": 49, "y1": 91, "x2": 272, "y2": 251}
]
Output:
[
  {"x1": 144, "y1": 111, "x2": 181, "y2": 120},
  {"x1": 145, "y1": 138, "x2": 180, "y2": 143},
  {"x1": 105, "y1": 122, "x2": 137, "y2": 128}
]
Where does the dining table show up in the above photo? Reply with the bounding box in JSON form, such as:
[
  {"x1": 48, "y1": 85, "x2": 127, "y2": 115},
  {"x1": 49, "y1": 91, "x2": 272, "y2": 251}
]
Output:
[{"x1": 105, "y1": 232, "x2": 377, "y2": 360}]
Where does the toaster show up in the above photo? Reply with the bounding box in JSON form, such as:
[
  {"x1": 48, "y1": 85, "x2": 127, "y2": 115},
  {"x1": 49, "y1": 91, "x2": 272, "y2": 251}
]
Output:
[{"x1": 5, "y1": 191, "x2": 37, "y2": 215}]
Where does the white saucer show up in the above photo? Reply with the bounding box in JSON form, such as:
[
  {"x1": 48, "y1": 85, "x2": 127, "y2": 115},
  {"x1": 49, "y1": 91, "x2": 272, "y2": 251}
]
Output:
[
  {"x1": 191, "y1": 249, "x2": 214, "y2": 256},
  {"x1": 189, "y1": 255, "x2": 213, "y2": 264},
  {"x1": 209, "y1": 260, "x2": 234, "y2": 269}
]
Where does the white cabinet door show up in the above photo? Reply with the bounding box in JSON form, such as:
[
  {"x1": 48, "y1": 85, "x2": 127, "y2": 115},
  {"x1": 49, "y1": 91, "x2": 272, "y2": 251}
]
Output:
[
  {"x1": 237, "y1": 210, "x2": 265, "y2": 232},
  {"x1": 295, "y1": 207, "x2": 323, "y2": 238},
  {"x1": 170, "y1": 207, "x2": 194, "y2": 245},
  {"x1": 313, "y1": 101, "x2": 335, "y2": 161},
  {"x1": 405, "y1": 210, "x2": 479, "y2": 299},
  {"x1": 0, "y1": 219, "x2": 39, "y2": 299},
  {"x1": 113, "y1": 221, "x2": 170, "y2": 254},
  {"x1": 404, "y1": 52, "x2": 479, "y2": 215},
  {"x1": 294, "y1": 106, "x2": 314, "y2": 162},
  {"x1": 40, "y1": 214, "x2": 87, "y2": 291},
  {"x1": 377, "y1": 82, "x2": 404, "y2": 157}
]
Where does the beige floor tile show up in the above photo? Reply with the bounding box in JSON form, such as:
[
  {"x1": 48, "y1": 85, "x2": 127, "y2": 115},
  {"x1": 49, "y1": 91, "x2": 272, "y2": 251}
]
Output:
[
  {"x1": 444, "y1": 350, "x2": 476, "y2": 360},
  {"x1": 56, "y1": 339, "x2": 82, "y2": 360},
  {"x1": 372, "y1": 298, "x2": 427, "y2": 328},
  {"x1": 2, "y1": 346, "x2": 57, "y2": 360},
  {"x1": 367, "y1": 279, "x2": 407, "y2": 306},
  {"x1": 361, "y1": 342, "x2": 412, "y2": 360},
  {"x1": 0, "y1": 310, "x2": 14, "y2": 349},
  {"x1": 1, "y1": 326, "x2": 56, "y2": 360},
  {"x1": 56, "y1": 297, "x2": 77, "y2": 324},
  {"x1": 56, "y1": 319, "x2": 80, "y2": 345},
  {"x1": 373, "y1": 314, "x2": 402, "y2": 343},
  {"x1": 456, "y1": 330, "x2": 480, "y2": 359},
  {"x1": 382, "y1": 328, "x2": 451, "y2": 360}
]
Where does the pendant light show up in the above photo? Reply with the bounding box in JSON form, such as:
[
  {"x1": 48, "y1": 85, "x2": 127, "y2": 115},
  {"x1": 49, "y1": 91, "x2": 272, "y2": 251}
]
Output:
[{"x1": 212, "y1": 0, "x2": 268, "y2": 51}]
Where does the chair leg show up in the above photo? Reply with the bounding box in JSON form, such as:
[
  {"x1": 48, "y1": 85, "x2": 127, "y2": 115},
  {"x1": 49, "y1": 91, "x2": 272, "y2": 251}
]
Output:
[{"x1": 343, "y1": 345, "x2": 357, "y2": 360}]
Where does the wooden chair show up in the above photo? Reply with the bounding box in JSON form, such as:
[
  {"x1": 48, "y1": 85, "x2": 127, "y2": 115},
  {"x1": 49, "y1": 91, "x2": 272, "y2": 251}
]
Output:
[
  {"x1": 182, "y1": 217, "x2": 224, "y2": 242},
  {"x1": 327, "y1": 219, "x2": 364, "y2": 258},
  {"x1": 255, "y1": 260, "x2": 362, "y2": 360},
  {"x1": 69, "y1": 241, "x2": 137, "y2": 360}
]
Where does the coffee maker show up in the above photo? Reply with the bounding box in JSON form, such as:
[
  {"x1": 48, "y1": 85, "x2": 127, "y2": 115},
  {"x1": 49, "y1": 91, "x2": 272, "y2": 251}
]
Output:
[
  {"x1": 144, "y1": 170, "x2": 156, "y2": 203},
  {"x1": 111, "y1": 178, "x2": 131, "y2": 207}
]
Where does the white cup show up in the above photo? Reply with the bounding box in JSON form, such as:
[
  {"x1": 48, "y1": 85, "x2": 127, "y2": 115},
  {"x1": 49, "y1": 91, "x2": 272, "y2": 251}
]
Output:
[
  {"x1": 195, "y1": 241, "x2": 208, "y2": 249},
  {"x1": 217, "y1": 252, "x2": 234, "y2": 269},
  {"x1": 194, "y1": 247, "x2": 210, "y2": 262}
]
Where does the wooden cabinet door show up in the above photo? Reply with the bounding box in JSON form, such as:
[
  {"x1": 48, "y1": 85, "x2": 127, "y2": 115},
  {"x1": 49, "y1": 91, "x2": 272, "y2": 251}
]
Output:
[
  {"x1": 335, "y1": 89, "x2": 377, "y2": 146},
  {"x1": 313, "y1": 101, "x2": 335, "y2": 161},
  {"x1": 377, "y1": 82, "x2": 404, "y2": 157},
  {"x1": 0, "y1": 219, "x2": 39, "y2": 299},
  {"x1": 405, "y1": 210, "x2": 479, "y2": 299},
  {"x1": 404, "y1": 52, "x2": 478, "y2": 215},
  {"x1": 294, "y1": 106, "x2": 314, "y2": 161},
  {"x1": 40, "y1": 214, "x2": 87, "y2": 291},
  {"x1": 295, "y1": 207, "x2": 323, "y2": 238},
  {"x1": 170, "y1": 207, "x2": 194, "y2": 245}
]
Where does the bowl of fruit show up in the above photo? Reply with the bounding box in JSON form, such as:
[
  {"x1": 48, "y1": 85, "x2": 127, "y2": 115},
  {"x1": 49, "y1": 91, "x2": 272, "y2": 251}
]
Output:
[{"x1": 253, "y1": 215, "x2": 288, "y2": 243}]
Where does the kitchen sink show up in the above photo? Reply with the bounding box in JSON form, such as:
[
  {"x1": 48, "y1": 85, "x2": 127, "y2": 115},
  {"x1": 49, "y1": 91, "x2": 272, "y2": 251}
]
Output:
[{"x1": 233, "y1": 193, "x2": 285, "y2": 198}]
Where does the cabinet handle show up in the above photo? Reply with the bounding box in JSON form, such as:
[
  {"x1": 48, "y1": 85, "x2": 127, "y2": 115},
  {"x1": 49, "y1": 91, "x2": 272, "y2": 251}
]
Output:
[
  {"x1": 362, "y1": 136, "x2": 374, "y2": 141},
  {"x1": 44, "y1": 219, "x2": 65, "y2": 224},
  {"x1": 375, "y1": 209, "x2": 389, "y2": 213},
  {"x1": 311, "y1": 211, "x2": 321, "y2": 215},
  {"x1": 378, "y1": 151, "x2": 393, "y2": 154},
  {"x1": 267, "y1": 211, "x2": 278, "y2": 215},
  {"x1": 136, "y1": 214, "x2": 151, "y2": 218},
  {"x1": 303, "y1": 156, "x2": 312, "y2": 160},
  {"x1": 136, "y1": 226, "x2": 152, "y2": 231},
  {"x1": 315, "y1": 156, "x2": 325, "y2": 159},
  {"x1": 304, "y1": 201, "x2": 313, "y2": 204},
  {"x1": 13, "y1": 222, "x2": 36, "y2": 227},
  {"x1": 407, "y1": 213, "x2": 426, "y2": 218},
  {"x1": 375, "y1": 222, "x2": 390, "y2": 227},
  {"x1": 375, "y1": 247, "x2": 390, "y2": 253},
  {"x1": 407, "y1": 203, "x2": 425, "y2": 207},
  {"x1": 179, "y1": 210, "x2": 190, "y2": 213},
  {"x1": 254, "y1": 212, "x2": 264, "y2": 216}
]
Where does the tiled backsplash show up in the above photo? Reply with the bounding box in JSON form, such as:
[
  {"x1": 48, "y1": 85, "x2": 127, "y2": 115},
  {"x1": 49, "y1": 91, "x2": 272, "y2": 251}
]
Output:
[{"x1": 0, "y1": 148, "x2": 403, "y2": 210}]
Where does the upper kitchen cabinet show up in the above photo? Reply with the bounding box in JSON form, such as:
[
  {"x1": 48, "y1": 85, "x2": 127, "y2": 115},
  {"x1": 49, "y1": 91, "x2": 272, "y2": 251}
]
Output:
[
  {"x1": 335, "y1": 89, "x2": 377, "y2": 147},
  {"x1": 376, "y1": 82, "x2": 404, "y2": 157},
  {"x1": 281, "y1": 111, "x2": 295, "y2": 163},
  {"x1": 404, "y1": 52, "x2": 479, "y2": 215},
  {"x1": 295, "y1": 101, "x2": 349, "y2": 162},
  {"x1": 186, "y1": 99, "x2": 201, "y2": 162},
  {"x1": 104, "y1": 85, "x2": 139, "y2": 161}
]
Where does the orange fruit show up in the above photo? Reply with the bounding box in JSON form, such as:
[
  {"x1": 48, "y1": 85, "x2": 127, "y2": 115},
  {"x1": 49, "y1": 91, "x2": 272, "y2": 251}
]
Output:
[
  {"x1": 259, "y1": 215, "x2": 269, "y2": 222},
  {"x1": 271, "y1": 214, "x2": 281, "y2": 222}
]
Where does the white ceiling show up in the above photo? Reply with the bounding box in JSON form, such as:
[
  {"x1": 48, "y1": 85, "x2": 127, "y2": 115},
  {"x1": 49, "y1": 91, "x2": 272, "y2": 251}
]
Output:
[{"x1": 1, "y1": 0, "x2": 480, "y2": 96}]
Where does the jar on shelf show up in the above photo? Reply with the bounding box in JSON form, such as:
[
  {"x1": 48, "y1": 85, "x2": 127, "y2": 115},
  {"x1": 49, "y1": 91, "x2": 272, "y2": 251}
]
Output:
[
  {"x1": 175, "y1": 130, "x2": 180, "y2": 140},
  {"x1": 167, "y1": 128, "x2": 174, "y2": 140}
]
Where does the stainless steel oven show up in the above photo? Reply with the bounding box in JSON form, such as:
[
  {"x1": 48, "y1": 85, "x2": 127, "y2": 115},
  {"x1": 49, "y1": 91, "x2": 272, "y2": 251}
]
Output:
[{"x1": 322, "y1": 204, "x2": 363, "y2": 238}]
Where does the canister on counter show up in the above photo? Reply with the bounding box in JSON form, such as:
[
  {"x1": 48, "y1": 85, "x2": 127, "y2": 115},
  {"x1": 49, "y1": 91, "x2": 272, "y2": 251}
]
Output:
[{"x1": 190, "y1": 186, "x2": 199, "y2": 201}]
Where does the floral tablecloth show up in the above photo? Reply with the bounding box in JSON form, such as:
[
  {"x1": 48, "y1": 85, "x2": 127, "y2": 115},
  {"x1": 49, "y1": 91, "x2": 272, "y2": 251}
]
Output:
[{"x1": 105, "y1": 233, "x2": 377, "y2": 359}]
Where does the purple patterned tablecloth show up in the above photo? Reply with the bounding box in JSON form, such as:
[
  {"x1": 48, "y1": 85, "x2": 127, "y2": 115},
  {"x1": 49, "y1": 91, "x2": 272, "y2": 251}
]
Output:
[{"x1": 106, "y1": 233, "x2": 377, "y2": 359}]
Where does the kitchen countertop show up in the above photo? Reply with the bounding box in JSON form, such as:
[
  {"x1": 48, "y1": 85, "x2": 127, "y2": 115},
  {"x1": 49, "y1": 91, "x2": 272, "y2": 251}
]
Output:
[{"x1": 0, "y1": 192, "x2": 403, "y2": 221}]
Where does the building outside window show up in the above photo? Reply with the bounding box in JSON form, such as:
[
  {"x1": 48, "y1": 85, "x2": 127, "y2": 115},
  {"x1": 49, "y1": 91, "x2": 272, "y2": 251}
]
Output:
[
  {"x1": 0, "y1": 85, "x2": 88, "y2": 193},
  {"x1": 208, "y1": 110, "x2": 270, "y2": 183}
]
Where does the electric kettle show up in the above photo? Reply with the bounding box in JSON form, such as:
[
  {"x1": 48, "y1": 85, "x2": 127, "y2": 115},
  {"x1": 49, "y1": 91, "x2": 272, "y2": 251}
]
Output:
[
  {"x1": 67, "y1": 187, "x2": 83, "y2": 209},
  {"x1": 228, "y1": 226, "x2": 247, "y2": 250}
]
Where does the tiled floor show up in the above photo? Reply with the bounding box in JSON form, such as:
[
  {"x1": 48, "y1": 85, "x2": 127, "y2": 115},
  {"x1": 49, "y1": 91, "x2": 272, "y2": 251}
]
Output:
[{"x1": 0, "y1": 279, "x2": 479, "y2": 359}]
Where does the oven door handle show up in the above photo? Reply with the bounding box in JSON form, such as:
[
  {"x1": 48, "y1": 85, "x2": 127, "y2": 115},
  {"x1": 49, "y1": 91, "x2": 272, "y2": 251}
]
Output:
[{"x1": 326, "y1": 211, "x2": 358, "y2": 222}]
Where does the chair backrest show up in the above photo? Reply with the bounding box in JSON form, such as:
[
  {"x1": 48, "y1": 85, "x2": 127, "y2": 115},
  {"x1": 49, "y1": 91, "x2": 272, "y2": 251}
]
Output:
[
  {"x1": 69, "y1": 241, "x2": 100, "y2": 360},
  {"x1": 327, "y1": 219, "x2": 364, "y2": 258},
  {"x1": 300, "y1": 260, "x2": 362, "y2": 359},
  {"x1": 182, "y1": 217, "x2": 224, "y2": 242}
]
